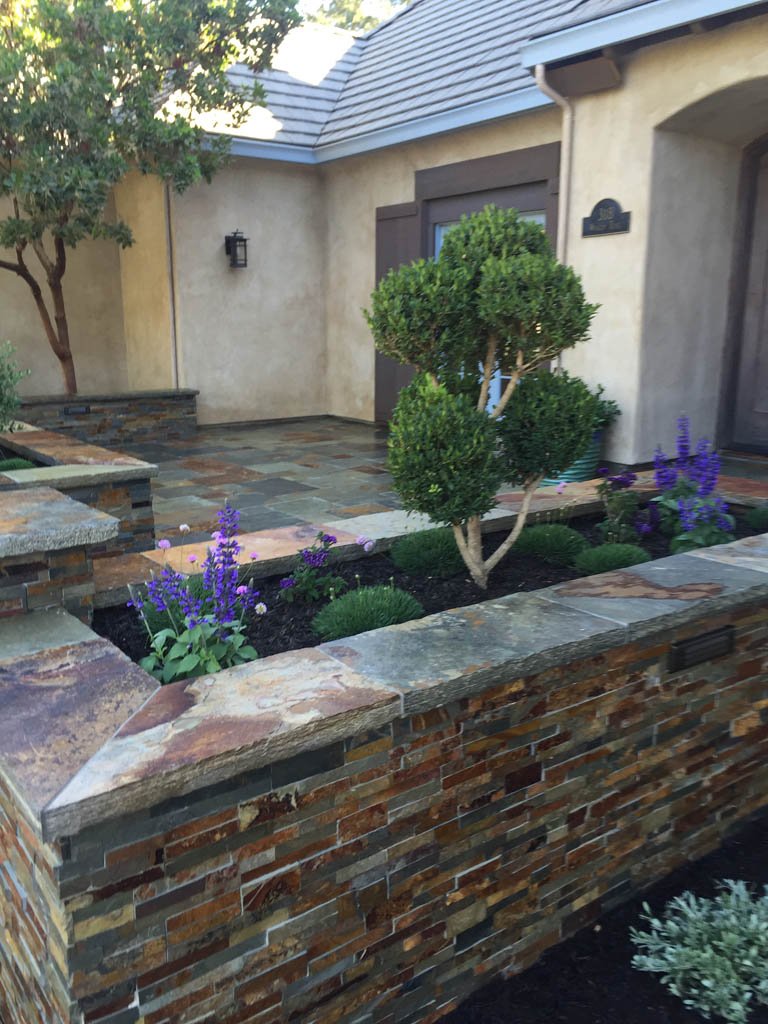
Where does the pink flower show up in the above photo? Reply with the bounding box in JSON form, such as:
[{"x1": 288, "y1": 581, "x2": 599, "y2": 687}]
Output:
[
  {"x1": 556, "y1": 482, "x2": 567, "y2": 495},
  {"x1": 187, "y1": 554, "x2": 197, "y2": 564},
  {"x1": 157, "y1": 539, "x2": 171, "y2": 550},
  {"x1": 211, "y1": 530, "x2": 224, "y2": 542},
  {"x1": 249, "y1": 552, "x2": 259, "y2": 561},
  {"x1": 236, "y1": 585, "x2": 249, "y2": 596},
  {"x1": 364, "y1": 541, "x2": 375, "y2": 553}
]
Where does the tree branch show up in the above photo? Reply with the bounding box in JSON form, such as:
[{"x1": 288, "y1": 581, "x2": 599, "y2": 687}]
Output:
[
  {"x1": 31, "y1": 238, "x2": 56, "y2": 279},
  {"x1": 476, "y1": 335, "x2": 498, "y2": 412},
  {"x1": 482, "y1": 476, "x2": 543, "y2": 576},
  {"x1": 490, "y1": 349, "x2": 525, "y2": 420}
]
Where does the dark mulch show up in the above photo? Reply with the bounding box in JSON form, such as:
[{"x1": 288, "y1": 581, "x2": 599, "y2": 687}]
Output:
[
  {"x1": 92, "y1": 510, "x2": 762, "y2": 665},
  {"x1": 444, "y1": 811, "x2": 768, "y2": 1024}
]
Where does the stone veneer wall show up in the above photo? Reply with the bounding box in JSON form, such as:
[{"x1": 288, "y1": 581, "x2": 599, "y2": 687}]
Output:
[
  {"x1": 59, "y1": 479, "x2": 155, "y2": 556},
  {"x1": 0, "y1": 776, "x2": 72, "y2": 1024},
  {"x1": 0, "y1": 546, "x2": 95, "y2": 621},
  {"x1": 9, "y1": 602, "x2": 768, "y2": 1024},
  {"x1": 20, "y1": 390, "x2": 199, "y2": 447}
]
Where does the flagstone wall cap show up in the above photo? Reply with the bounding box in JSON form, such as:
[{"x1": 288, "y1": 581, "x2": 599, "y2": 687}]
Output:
[
  {"x1": 20, "y1": 388, "x2": 200, "y2": 404},
  {"x1": 0, "y1": 429, "x2": 157, "y2": 471},
  {"x1": 0, "y1": 486, "x2": 119, "y2": 558},
  {"x1": 35, "y1": 535, "x2": 768, "y2": 841}
]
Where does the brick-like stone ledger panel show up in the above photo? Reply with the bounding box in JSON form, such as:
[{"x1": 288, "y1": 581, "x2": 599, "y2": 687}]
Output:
[
  {"x1": 21, "y1": 391, "x2": 198, "y2": 447},
  {"x1": 0, "y1": 778, "x2": 70, "y2": 1024},
  {"x1": 0, "y1": 547, "x2": 94, "y2": 621},
  {"x1": 27, "y1": 604, "x2": 765, "y2": 1024}
]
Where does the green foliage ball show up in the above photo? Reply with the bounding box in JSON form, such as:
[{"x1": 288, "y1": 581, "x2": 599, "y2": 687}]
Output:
[
  {"x1": 0, "y1": 343, "x2": 29, "y2": 433},
  {"x1": 311, "y1": 586, "x2": 424, "y2": 642},
  {"x1": 745, "y1": 505, "x2": 768, "y2": 532},
  {"x1": 390, "y1": 528, "x2": 464, "y2": 578},
  {"x1": 497, "y1": 370, "x2": 600, "y2": 484},
  {"x1": 513, "y1": 524, "x2": 589, "y2": 565},
  {"x1": 388, "y1": 376, "x2": 503, "y2": 526},
  {"x1": 631, "y1": 880, "x2": 768, "y2": 1024},
  {"x1": 573, "y1": 543, "x2": 651, "y2": 576},
  {"x1": 0, "y1": 457, "x2": 35, "y2": 471}
]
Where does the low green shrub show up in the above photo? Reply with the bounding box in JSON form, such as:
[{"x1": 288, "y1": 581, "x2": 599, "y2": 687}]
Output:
[
  {"x1": 390, "y1": 528, "x2": 464, "y2": 578},
  {"x1": 631, "y1": 880, "x2": 768, "y2": 1024},
  {"x1": 0, "y1": 343, "x2": 29, "y2": 432},
  {"x1": 513, "y1": 524, "x2": 588, "y2": 565},
  {"x1": 573, "y1": 543, "x2": 651, "y2": 575},
  {"x1": 0, "y1": 457, "x2": 35, "y2": 471},
  {"x1": 745, "y1": 505, "x2": 768, "y2": 532},
  {"x1": 311, "y1": 586, "x2": 424, "y2": 642}
]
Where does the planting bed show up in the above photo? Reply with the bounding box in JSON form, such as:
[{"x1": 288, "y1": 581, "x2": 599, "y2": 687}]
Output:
[
  {"x1": 445, "y1": 810, "x2": 768, "y2": 1024},
  {"x1": 93, "y1": 511, "x2": 763, "y2": 663}
]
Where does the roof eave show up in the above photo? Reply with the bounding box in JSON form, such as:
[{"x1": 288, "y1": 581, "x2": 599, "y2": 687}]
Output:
[
  {"x1": 520, "y1": 0, "x2": 768, "y2": 67},
  {"x1": 226, "y1": 86, "x2": 553, "y2": 166}
]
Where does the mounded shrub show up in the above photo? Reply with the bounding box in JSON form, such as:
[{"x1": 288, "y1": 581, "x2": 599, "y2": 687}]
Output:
[
  {"x1": 311, "y1": 586, "x2": 424, "y2": 642},
  {"x1": 573, "y1": 543, "x2": 651, "y2": 575},
  {"x1": 390, "y1": 528, "x2": 464, "y2": 578},
  {"x1": 0, "y1": 457, "x2": 35, "y2": 471},
  {"x1": 513, "y1": 523, "x2": 589, "y2": 566},
  {"x1": 631, "y1": 880, "x2": 768, "y2": 1024},
  {"x1": 745, "y1": 505, "x2": 768, "y2": 532}
]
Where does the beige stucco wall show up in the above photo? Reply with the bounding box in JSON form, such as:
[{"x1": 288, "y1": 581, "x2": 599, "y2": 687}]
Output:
[
  {"x1": 321, "y1": 108, "x2": 563, "y2": 421},
  {"x1": 169, "y1": 158, "x2": 327, "y2": 425},
  {"x1": 562, "y1": 12, "x2": 768, "y2": 462},
  {"x1": 114, "y1": 173, "x2": 175, "y2": 392},
  {"x1": 0, "y1": 197, "x2": 126, "y2": 396}
]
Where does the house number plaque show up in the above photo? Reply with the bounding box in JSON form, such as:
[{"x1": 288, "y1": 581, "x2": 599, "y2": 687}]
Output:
[{"x1": 582, "y1": 198, "x2": 631, "y2": 237}]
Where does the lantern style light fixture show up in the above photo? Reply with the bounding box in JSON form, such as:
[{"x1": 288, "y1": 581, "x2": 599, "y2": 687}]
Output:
[{"x1": 224, "y1": 229, "x2": 248, "y2": 269}]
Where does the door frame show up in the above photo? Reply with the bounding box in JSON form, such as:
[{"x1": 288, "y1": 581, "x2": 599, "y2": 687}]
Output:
[{"x1": 719, "y1": 133, "x2": 768, "y2": 452}]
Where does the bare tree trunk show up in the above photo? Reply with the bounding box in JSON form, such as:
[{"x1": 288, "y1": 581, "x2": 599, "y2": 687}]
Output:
[
  {"x1": 452, "y1": 477, "x2": 543, "y2": 590},
  {"x1": 48, "y1": 275, "x2": 78, "y2": 394}
]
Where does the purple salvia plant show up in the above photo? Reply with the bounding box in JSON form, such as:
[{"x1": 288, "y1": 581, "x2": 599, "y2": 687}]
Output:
[{"x1": 676, "y1": 415, "x2": 691, "y2": 464}]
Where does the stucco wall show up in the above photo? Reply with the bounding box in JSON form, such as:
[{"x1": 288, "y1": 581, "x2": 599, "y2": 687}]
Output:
[
  {"x1": 169, "y1": 158, "x2": 327, "y2": 425},
  {"x1": 562, "y1": 12, "x2": 768, "y2": 463},
  {"x1": 0, "y1": 198, "x2": 127, "y2": 396},
  {"x1": 113, "y1": 173, "x2": 175, "y2": 392},
  {"x1": 321, "y1": 108, "x2": 562, "y2": 421}
]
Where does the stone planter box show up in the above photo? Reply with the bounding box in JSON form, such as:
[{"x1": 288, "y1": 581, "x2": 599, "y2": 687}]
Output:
[
  {"x1": 0, "y1": 527, "x2": 766, "y2": 1024},
  {"x1": 0, "y1": 426, "x2": 158, "y2": 555},
  {"x1": 19, "y1": 388, "x2": 199, "y2": 448}
]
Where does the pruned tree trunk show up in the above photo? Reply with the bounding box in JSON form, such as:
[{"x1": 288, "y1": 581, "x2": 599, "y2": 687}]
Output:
[
  {"x1": 452, "y1": 476, "x2": 544, "y2": 589},
  {"x1": 0, "y1": 228, "x2": 78, "y2": 394}
]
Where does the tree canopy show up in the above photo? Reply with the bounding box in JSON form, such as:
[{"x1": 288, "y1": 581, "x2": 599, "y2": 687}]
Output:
[
  {"x1": 0, "y1": 0, "x2": 299, "y2": 392},
  {"x1": 308, "y1": 0, "x2": 408, "y2": 32}
]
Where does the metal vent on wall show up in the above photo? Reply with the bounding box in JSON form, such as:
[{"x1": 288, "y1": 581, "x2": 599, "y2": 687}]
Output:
[{"x1": 667, "y1": 626, "x2": 736, "y2": 673}]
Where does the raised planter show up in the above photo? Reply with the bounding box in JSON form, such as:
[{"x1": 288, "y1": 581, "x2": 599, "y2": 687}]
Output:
[
  {"x1": 20, "y1": 388, "x2": 199, "y2": 448},
  {"x1": 0, "y1": 529, "x2": 766, "y2": 1024},
  {"x1": 0, "y1": 426, "x2": 158, "y2": 555}
]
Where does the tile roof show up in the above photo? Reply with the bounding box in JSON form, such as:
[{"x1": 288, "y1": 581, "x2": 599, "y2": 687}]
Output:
[{"x1": 221, "y1": 0, "x2": 743, "y2": 156}]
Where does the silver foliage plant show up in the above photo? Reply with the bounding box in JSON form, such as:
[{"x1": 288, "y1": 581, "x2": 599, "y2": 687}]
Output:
[{"x1": 631, "y1": 881, "x2": 768, "y2": 1023}]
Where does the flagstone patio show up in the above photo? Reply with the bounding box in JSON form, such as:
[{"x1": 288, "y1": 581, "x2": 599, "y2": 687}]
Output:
[{"x1": 124, "y1": 417, "x2": 397, "y2": 540}]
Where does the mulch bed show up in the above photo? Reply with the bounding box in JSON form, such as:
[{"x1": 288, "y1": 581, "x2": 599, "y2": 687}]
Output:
[
  {"x1": 443, "y1": 811, "x2": 768, "y2": 1024},
  {"x1": 93, "y1": 511, "x2": 762, "y2": 665}
]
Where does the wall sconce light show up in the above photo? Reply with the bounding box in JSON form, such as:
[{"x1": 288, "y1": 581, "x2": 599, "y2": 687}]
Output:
[{"x1": 224, "y1": 230, "x2": 248, "y2": 269}]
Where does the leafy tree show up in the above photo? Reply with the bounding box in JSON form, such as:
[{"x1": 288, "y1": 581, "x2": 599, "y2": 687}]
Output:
[
  {"x1": 0, "y1": 0, "x2": 299, "y2": 394},
  {"x1": 367, "y1": 206, "x2": 599, "y2": 589},
  {"x1": 310, "y1": 0, "x2": 407, "y2": 32}
]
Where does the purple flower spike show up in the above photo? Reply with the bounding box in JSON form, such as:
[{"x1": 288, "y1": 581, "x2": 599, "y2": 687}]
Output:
[
  {"x1": 322, "y1": 534, "x2": 337, "y2": 545},
  {"x1": 676, "y1": 416, "x2": 691, "y2": 464},
  {"x1": 280, "y1": 577, "x2": 296, "y2": 590}
]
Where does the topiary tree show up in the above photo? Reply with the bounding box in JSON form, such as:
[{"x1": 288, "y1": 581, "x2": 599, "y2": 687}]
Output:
[
  {"x1": 0, "y1": 0, "x2": 299, "y2": 393},
  {"x1": 366, "y1": 205, "x2": 599, "y2": 589}
]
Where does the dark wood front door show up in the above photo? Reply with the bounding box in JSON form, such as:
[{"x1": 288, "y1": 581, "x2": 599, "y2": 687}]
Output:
[{"x1": 733, "y1": 151, "x2": 768, "y2": 452}]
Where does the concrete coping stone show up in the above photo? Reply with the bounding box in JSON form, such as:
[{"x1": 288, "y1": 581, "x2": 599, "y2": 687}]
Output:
[
  {"x1": 20, "y1": 388, "x2": 199, "y2": 404},
  {"x1": 0, "y1": 486, "x2": 119, "y2": 558},
  {"x1": 0, "y1": 462, "x2": 158, "y2": 489},
  {"x1": 23, "y1": 532, "x2": 768, "y2": 840}
]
